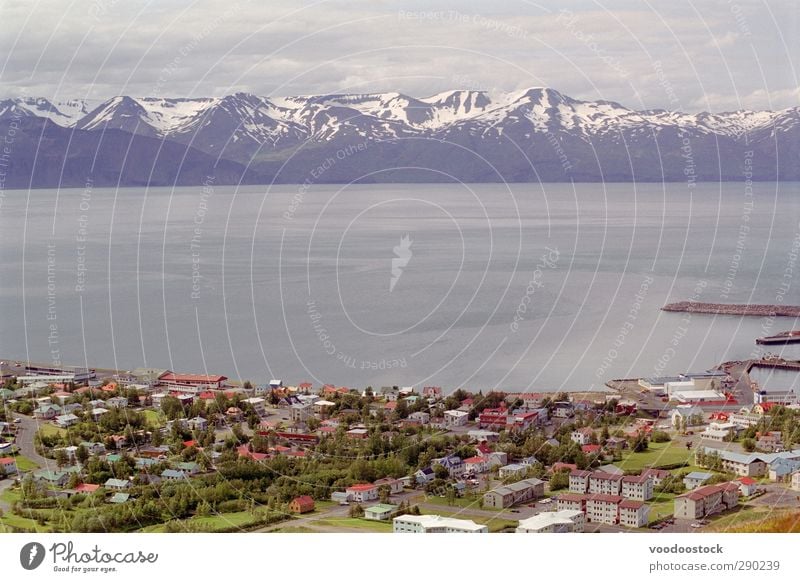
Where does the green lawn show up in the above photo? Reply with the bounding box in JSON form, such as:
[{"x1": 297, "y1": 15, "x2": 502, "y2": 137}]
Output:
[
  {"x1": 36, "y1": 424, "x2": 67, "y2": 438},
  {"x1": 618, "y1": 441, "x2": 693, "y2": 472},
  {"x1": 141, "y1": 510, "x2": 259, "y2": 532},
  {"x1": 648, "y1": 492, "x2": 676, "y2": 523},
  {"x1": 143, "y1": 410, "x2": 164, "y2": 427},
  {"x1": 12, "y1": 455, "x2": 39, "y2": 471},
  {"x1": 311, "y1": 517, "x2": 393, "y2": 532},
  {"x1": 0, "y1": 511, "x2": 47, "y2": 532},
  {"x1": 424, "y1": 494, "x2": 485, "y2": 510}
]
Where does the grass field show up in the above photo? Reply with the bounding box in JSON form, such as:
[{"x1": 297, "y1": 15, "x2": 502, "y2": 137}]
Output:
[
  {"x1": 311, "y1": 517, "x2": 393, "y2": 532},
  {"x1": 424, "y1": 494, "x2": 485, "y2": 510},
  {"x1": 141, "y1": 511, "x2": 259, "y2": 532},
  {"x1": 648, "y1": 492, "x2": 676, "y2": 523},
  {"x1": 705, "y1": 505, "x2": 780, "y2": 532},
  {"x1": 36, "y1": 424, "x2": 67, "y2": 438},
  {"x1": 618, "y1": 441, "x2": 693, "y2": 472},
  {"x1": 12, "y1": 455, "x2": 39, "y2": 471},
  {"x1": 143, "y1": 410, "x2": 164, "y2": 427}
]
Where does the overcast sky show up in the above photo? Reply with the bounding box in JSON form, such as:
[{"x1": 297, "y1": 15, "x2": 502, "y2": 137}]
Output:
[{"x1": 1, "y1": 0, "x2": 798, "y2": 112}]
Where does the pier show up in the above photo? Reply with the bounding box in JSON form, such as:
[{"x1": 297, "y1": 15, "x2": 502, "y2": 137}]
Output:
[{"x1": 662, "y1": 301, "x2": 800, "y2": 317}]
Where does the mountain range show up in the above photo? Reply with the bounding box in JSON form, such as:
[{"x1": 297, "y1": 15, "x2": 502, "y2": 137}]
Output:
[{"x1": 1, "y1": 88, "x2": 797, "y2": 188}]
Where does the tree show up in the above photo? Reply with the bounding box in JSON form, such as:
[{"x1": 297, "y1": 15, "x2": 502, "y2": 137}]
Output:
[
  {"x1": 741, "y1": 438, "x2": 756, "y2": 453},
  {"x1": 243, "y1": 381, "x2": 253, "y2": 392},
  {"x1": 75, "y1": 444, "x2": 89, "y2": 465},
  {"x1": 433, "y1": 464, "x2": 449, "y2": 480},
  {"x1": 55, "y1": 448, "x2": 68, "y2": 468},
  {"x1": 348, "y1": 503, "x2": 364, "y2": 518},
  {"x1": 549, "y1": 471, "x2": 569, "y2": 491},
  {"x1": 378, "y1": 485, "x2": 391, "y2": 504}
]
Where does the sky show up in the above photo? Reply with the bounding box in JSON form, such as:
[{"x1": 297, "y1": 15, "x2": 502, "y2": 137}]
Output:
[{"x1": 0, "y1": 0, "x2": 798, "y2": 112}]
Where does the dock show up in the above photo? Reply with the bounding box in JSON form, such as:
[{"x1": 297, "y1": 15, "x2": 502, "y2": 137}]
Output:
[{"x1": 662, "y1": 301, "x2": 800, "y2": 317}]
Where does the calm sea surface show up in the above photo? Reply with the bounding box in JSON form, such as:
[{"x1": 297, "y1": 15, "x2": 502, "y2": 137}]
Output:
[{"x1": 1, "y1": 182, "x2": 798, "y2": 392}]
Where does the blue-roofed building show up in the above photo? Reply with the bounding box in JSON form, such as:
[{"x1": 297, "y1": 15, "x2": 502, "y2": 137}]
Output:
[
  {"x1": 683, "y1": 471, "x2": 714, "y2": 490},
  {"x1": 768, "y1": 458, "x2": 800, "y2": 482},
  {"x1": 699, "y1": 447, "x2": 800, "y2": 478},
  {"x1": 161, "y1": 469, "x2": 186, "y2": 481}
]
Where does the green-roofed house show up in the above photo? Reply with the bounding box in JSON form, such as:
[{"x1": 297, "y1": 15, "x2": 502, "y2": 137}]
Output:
[
  {"x1": 364, "y1": 503, "x2": 398, "y2": 521},
  {"x1": 176, "y1": 461, "x2": 200, "y2": 476},
  {"x1": 33, "y1": 469, "x2": 69, "y2": 487},
  {"x1": 106, "y1": 453, "x2": 123, "y2": 464},
  {"x1": 109, "y1": 492, "x2": 131, "y2": 504},
  {"x1": 104, "y1": 478, "x2": 131, "y2": 490}
]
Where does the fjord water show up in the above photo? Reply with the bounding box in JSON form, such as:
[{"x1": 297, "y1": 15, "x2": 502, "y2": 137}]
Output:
[{"x1": 1, "y1": 182, "x2": 798, "y2": 391}]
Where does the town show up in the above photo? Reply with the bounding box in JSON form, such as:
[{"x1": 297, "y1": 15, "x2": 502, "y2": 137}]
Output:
[{"x1": 1, "y1": 356, "x2": 799, "y2": 534}]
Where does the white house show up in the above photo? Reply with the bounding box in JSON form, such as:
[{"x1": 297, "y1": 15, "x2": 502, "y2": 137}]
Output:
[
  {"x1": 792, "y1": 471, "x2": 800, "y2": 492},
  {"x1": 671, "y1": 405, "x2": 704, "y2": 428},
  {"x1": 408, "y1": 411, "x2": 430, "y2": 424},
  {"x1": 618, "y1": 500, "x2": 649, "y2": 528},
  {"x1": 392, "y1": 514, "x2": 487, "y2": 533},
  {"x1": 621, "y1": 474, "x2": 654, "y2": 501},
  {"x1": 683, "y1": 471, "x2": 714, "y2": 490},
  {"x1": 345, "y1": 483, "x2": 378, "y2": 503},
  {"x1": 243, "y1": 397, "x2": 266, "y2": 416},
  {"x1": 516, "y1": 510, "x2": 584, "y2": 533},
  {"x1": 443, "y1": 410, "x2": 468, "y2": 427},
  {"x1": 570, "y1": 428, "x2": 594, "y2": 446}
]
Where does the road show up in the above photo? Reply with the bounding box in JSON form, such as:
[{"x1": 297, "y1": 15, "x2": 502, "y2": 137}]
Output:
[{"x1": 11, "y1": 414, "x2": 52, "y2": 470}]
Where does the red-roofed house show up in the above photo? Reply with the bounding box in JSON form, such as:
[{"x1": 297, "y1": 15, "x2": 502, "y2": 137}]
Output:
[
  {"x1": 289, "y1": 495, "x2": 316, "y2": 514},
  {"x1": 74, "y1": 483, "x2": 100, "y2": 494},
  {"x1": 463, "y1": 456, "x2": 489, "y2": 474},
  {"x1": 0, "y1": 457, "x2": 17, "y2": 475},
  {"x1": 736, "y1": 476, "x2": 758, "y2": 496},
  {"x1": 581, "y1": 444, "x2": 602, "y2": 455},
  {"x1": 346, "y1": 483, "x2": 378, "y2": 503}
]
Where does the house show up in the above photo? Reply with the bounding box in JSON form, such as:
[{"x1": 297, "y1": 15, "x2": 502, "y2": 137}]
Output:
[
  {"x1": 585, "y1": 494, "x2": 622, "y2": 525},
  {"x1": 507, "y1": 411, "x2": 539, "y2": 431},
  {"x1": 621, "y1": 474, "x2": 654, "y2": 501},
  {"x1": 516, "y1": 510, "x2": 585, "y2": 533},
  {"x1": 0, "y1": 457, "x2": 17, "y2": 475},
  {"x1": 55, "y1": 414, "x2": 79, "y2": 428},
  {"x1": 618, "y1": 499, "x2": 649, "y2": 528},
  {"x1": 432, "y1": 455, "x2": 464, "y2": 478},
  {"x1": 392, "y1": 514, "x2": 487, "y2": 533},
  {"x1": 408, "y1": 411, "x2": 430, "y2": 424},
  {"x1": 683, "y1": 472, "x2": 714, "y2": 490},
  {"x1": 74, "y1": 483, "x2": 100, "y2": 494},
  {"x1": 792, "y1": 471, "x2": 800, "y2": 491},
  {"x1": 674, "y1": 483, "x2": 739, "y2": 519},
  {"x1": 569, "y1": 470, "x2": 592, "y2": 493},
  {"x1": 462, "y1": 456, "x2": 489, "y2": 475},
  {"x1": 730, "y1": 407, "x2": 762, "y2": 427},
  {"x1": 106, "y1": 396, "x2": 128, "y2": 409},
  {"x1": 701, "y1": 421, "x2": 740, "y2": 442},
  {"x1": 551, "y1": 401, "x2": 574, "y2": 418},
  {"x1": 415, "y1": 467, "x2": 435, "y2": 484},
  {"x1": 443, "y1": 409, "x2": 468, "y2": 427},
  {"x1": 161, "y1": 469, "x2": 186, "y2": 481},
  {"x1": 588, "y1": 472, "x2": 623, "y2": 496},
  {"x1": 499, "y1": 463, "x2": 529, "y2": 479},
  {"x1": 108, "y1": 492, "x2": 131, "y2": 504},
  {"x1": 187, "y1": 416, "x2": 208, "y2": 431},
  {"x1": 34, "y1": 404, "x2": 62, "y2": 420},
  {"x1": 735, "y1": 476, "x2": 758, "y2": 496},
  {"x1": 478, "y1": 407, "x2": 508, "y2": 429},
  {"x1": 364, "y1": 503, "x2": 397, "y2": 521},
  {"x1": 290, "y1": 402, "x2": 313, "y2": 422},
  {"x1": 605, "y1": 437, "x2": 628, "y2": 450},
  {"x1": 243, "y1": 397, "x2": 266, "y2": 416},
  {"x1": 176, "y1": 462, "x2": 200, "y2": 476},
  {"x1": 487, "y1": 451, "x2": 509, "y2": 468},
  {"x1": 104, "y1": 478, "x2": 131, "y2": 490},
  {"x1": 346, "y1": 483, "x2": 379, "y2": 503},
  {"x1": 756, "y1": 431, "x2": 784, "y2": 452},
  {"x1": 768, "y1": 458, "x2": 800, "y2": 482},
  {"x1": 556, "y1": 493, "x2": 587, "y2": 513},
  {"x1": 483, "y1": 478, "x2": 544, "y2": 509},
  {"x1": 582, "y1": 444, "x2": 602, "y2": 455},
  {"x1": 91, "y1": 407, "x2": 109, "y2": 421},
  {"x1": 671, "y1": 405, "x2": 704, "y2": 428},
  {"x1": 34, "y1": 469, "x2": 70, "y2": 487},
  {"x1": 467, "y1": 429, "x2": 500, "y2": 443},
  {"x1": 288, "y1": 495, "x2": 315, "y2": 514},
  {"x1": 346, "y1": 428, "x2": 369, "y2": 439},
  {"x1": 571, "y1": 427, "x2": 594, "y2": 446},
  {"x1": 641, "y1": 468, "x2": 671, "y2": 488},
  {"x1": 422, "y1": 386, "x2": 442, "y2": 400},
  {"x1": 697, "y1": 447, "x2": 767, "y2": 477},
  {"x1": 374, "y1": 477, "x2": 404, "y2": 495}
]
